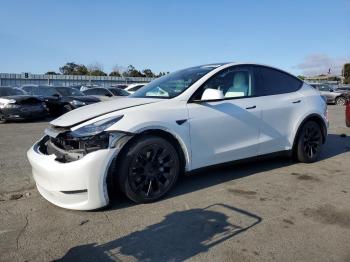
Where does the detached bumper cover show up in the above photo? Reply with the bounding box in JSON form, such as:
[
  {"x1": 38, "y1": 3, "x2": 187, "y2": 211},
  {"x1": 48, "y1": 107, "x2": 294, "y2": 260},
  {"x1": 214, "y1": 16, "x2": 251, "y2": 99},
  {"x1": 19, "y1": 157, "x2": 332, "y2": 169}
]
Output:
[{"x1": 27, "y1": 137, "x2": 118, "y2": 210}]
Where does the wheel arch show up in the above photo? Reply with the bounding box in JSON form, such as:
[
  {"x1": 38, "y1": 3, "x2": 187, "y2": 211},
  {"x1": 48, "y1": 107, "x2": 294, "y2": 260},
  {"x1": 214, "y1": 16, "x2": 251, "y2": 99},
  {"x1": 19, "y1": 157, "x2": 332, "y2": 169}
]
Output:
[
  {"x1": 292, "y1": 113, "x2": 327, "y2": 151},
  {"x1": 133, "y1": 128, "x2": 188, "y2": 171},
  {"x1": 105, "y1": 127, "x2": 189, "y2": 200}
]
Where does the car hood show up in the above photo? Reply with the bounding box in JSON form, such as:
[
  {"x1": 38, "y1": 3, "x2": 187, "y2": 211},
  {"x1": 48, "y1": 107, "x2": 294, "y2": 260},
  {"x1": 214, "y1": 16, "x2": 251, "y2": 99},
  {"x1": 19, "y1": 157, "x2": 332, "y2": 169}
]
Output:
[{"x1": 50, "y1": 97, "x2": 162, "y2": 127}]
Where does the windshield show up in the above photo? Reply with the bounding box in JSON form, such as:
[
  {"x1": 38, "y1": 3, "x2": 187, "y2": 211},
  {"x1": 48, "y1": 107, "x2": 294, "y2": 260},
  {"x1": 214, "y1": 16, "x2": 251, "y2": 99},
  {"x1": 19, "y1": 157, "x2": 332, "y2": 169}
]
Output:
[
  {"x1": 131, "y1": 66, "x2": 217, "y2": 99},
  {"x1": 36, "y1": 86, "x2": 59, "y2": 96},
  {"x1": 110, "y1": 88, "x2": 130, "y2": 96},
  {"x1": 0, "y1": 87, "x2": 27, "y2": 96},
  {"x1": 55, "y1": 87, "x2": 84, "y2": 96}
]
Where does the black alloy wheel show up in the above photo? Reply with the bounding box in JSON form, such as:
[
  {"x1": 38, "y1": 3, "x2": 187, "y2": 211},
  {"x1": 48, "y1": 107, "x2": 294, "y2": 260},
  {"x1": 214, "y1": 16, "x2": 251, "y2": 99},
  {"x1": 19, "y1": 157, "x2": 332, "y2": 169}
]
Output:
[
  {"x1": 0, "y1": 111, "x2": 5, "y2": 124},
  {"x1": 335, "y1": 96, "x2": 346, "y2": 106},
  {"x1": 117, "y1": 136, "x2": 180, "y2": 203},
  {"x1": 296, "y1": 121, "x2": 323, "y2": 163}
]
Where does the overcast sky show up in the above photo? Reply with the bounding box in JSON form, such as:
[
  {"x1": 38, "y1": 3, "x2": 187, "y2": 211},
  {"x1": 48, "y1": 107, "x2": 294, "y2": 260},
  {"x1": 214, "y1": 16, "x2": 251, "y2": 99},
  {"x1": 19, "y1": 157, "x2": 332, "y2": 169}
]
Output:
[{"x1": 0, "y1": 0, "x2": 349, "y2": 76}]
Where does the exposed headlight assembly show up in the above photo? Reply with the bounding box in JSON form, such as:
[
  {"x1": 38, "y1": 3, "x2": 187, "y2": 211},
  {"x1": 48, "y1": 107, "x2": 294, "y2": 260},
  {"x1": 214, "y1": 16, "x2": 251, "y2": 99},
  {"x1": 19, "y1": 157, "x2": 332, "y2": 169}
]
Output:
[
  {"x1": 72, "y1": 115, "x2": 124, "y2": 137},
  {"x1": 46, "y1": 115, "x2": 126, "y2": 162}
]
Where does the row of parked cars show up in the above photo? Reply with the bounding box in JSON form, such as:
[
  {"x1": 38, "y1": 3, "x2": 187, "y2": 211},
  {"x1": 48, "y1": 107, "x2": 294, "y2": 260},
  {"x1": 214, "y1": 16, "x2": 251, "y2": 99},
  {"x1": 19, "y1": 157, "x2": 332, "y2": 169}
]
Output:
[
  {"x1": 309, "y1": 83, "x2": 350, "y2": 106},
  {"x1": 0, "y1": 83, "x2": 146, "y2": 123}
]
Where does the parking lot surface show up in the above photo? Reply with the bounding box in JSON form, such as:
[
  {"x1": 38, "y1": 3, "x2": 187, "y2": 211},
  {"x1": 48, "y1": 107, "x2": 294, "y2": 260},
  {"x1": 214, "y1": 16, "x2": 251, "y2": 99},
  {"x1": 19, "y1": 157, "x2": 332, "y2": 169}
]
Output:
[{"x1": 0, "y1": 106, "x2": 349, "y2": 262}]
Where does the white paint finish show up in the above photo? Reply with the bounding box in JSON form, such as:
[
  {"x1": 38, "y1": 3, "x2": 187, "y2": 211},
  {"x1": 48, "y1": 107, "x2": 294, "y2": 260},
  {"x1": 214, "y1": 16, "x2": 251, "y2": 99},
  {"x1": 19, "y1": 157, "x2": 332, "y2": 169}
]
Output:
[
  {"x1": 187, "y1": 98, "x2": 261, "y2": 169},
  {"x1": 27, "y1": 63, "x2": 328, "y2": 210},
  {"x1": 50, "y1": 97, "x2": 162, "y2": 127}
]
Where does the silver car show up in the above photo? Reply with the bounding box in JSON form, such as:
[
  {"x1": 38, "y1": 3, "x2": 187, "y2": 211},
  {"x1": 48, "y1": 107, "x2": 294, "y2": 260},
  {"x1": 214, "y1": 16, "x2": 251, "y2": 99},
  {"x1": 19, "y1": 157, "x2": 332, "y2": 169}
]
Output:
[{"x1": 310, "y1": 83, "x2": 349, "y2": 106}]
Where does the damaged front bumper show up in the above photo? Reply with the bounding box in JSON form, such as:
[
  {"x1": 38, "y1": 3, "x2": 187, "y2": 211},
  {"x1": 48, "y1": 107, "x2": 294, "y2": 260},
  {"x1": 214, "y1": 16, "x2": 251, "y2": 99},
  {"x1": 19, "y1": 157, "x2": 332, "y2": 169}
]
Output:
[{"x1": 27, "y1": 130, "x2": 133, "y2": 210}]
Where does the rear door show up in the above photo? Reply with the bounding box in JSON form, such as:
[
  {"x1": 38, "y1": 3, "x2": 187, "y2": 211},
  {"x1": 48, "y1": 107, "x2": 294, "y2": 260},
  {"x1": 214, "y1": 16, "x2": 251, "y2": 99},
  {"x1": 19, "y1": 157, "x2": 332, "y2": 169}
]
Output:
[{"x1": 255, "y1": 66, "x2": 304, "y2": 155}]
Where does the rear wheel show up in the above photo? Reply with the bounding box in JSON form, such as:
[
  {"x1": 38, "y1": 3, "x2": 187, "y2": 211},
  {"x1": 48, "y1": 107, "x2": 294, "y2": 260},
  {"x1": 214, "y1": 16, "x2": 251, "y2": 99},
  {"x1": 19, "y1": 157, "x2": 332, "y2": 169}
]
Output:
[
  {"x1": 295, "y1": 121, "x2": 323, "y2": 163},
  {"x1": 117, "y1": 135, "x2": 180, "y2": 203},
  {"x1": 335, "y1": 96, "x2": 346, "y2": 106}
]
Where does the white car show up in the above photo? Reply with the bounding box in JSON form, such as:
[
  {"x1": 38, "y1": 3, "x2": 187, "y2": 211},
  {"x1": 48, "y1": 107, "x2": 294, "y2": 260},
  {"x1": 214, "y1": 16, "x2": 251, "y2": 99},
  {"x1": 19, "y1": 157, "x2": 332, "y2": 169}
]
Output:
[
  {"x1": 27, "y1": 63, "x2": 328, "y2": 210},
  {"x1": 124, "y1": 83, "x2": 146, "y2": 94}
]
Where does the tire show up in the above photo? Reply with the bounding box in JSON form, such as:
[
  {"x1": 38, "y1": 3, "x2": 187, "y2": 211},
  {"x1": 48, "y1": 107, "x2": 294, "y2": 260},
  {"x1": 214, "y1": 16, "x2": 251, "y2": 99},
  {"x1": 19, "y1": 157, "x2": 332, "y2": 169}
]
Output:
[
  {"x1": 0, "y1": 111, "x2": 6, "y2": 124},
  {"x1": 335, "y1": 96, "x2": 346, "y2": 106},
  {"x1": 62, "y1": 104, "x2": 74, "y2": 113},
  {"x1": 116, "y1": 135, "x2": 180, "y2": 203},
  {"x1": 295, "y1": 121, "x2": 323, "y2": 163}
]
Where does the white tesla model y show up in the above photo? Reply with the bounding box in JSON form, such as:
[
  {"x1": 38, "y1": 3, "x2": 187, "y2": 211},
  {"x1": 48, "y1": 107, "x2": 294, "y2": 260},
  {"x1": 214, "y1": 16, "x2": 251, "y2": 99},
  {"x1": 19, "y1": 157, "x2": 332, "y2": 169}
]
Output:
[{"x1": 27, "y1": 63, "x2": 328, "y2": 210}]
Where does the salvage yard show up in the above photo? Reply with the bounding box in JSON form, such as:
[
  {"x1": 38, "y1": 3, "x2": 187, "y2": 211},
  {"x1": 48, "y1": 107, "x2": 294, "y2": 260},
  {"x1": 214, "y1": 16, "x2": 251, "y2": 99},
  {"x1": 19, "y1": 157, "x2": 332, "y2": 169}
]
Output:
[{"x1": 0, "y1": 106, "x2": 349, "y2": 262}]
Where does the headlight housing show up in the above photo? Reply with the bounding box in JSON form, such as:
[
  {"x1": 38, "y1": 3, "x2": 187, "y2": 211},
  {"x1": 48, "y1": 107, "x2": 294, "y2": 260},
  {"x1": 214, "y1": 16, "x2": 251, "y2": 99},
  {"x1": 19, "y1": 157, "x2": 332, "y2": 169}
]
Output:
[
  {"x1": 46, "y1": 116, "x2": 126, "y2": 162},
  {"x1": 72, "y1": 115, "x2": 124, "y2": 137},
  {"x1": 0, "y1": 98, "x2": 16, "y2": 109},
  {"x1": 71, "y1": 100, "x2": 86, "y2": 107}
]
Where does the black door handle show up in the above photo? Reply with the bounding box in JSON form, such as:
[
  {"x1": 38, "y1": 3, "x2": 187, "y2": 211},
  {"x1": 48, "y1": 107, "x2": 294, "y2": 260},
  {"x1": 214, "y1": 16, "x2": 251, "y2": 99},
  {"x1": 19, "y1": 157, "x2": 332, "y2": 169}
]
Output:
[
  {"x1": 292, "y1": 100, "x2": 301, "y2": 104},
  {"x1": 246, "y1": 105, "x2": 256, "y2": 109}
]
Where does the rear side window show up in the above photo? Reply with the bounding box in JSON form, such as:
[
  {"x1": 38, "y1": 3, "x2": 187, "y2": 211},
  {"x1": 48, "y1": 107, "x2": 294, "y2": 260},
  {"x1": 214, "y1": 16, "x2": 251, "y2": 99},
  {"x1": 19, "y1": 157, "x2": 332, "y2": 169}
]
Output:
[
  {"x1": 84, "y1": 88, "x2": 108, "y2": 96},
  {"x1": 258, "y1": 66, "x2": 302, "y2": 96}
]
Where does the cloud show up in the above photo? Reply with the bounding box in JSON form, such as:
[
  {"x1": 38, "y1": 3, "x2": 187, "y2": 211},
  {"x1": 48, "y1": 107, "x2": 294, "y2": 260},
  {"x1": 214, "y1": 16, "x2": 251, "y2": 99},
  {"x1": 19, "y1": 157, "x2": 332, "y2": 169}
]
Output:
[{"x1": 296, "y1": 54, "x2": 350, "y2": 76}]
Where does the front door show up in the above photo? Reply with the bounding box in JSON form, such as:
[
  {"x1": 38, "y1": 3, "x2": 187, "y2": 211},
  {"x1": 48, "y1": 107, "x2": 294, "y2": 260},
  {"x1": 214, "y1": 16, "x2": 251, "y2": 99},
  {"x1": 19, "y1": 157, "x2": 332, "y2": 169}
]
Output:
[{"x1": 187, "y1": 65, "x2": 261, "y2": 170}]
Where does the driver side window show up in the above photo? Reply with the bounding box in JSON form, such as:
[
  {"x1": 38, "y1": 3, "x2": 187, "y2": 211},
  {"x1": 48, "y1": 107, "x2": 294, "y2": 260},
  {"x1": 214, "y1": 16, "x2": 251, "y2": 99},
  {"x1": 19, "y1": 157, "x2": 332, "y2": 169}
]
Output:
[{"x1": 194, "y1": 66, "x2": 257, "y2": 100}]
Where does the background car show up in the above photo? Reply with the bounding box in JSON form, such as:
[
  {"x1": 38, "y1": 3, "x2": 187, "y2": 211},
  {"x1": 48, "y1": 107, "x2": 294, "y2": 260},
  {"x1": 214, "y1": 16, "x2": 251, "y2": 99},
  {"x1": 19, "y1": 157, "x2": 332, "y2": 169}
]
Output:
[
  {"x1": 110, "y1": 84, "x2": 129, "y2": 90},
  {"x1": 310, "y1": 83, "x2": 349, "y2": 105},
  {"x1": 21, "y1": 85, "x2": 100, "y2": 115},
  {"x1": 80, "y1": 84, "x2": 101, "y2": 91},
  {"x1": 0, "y1": 86, "x2": 47, "y2": 123},
  {"x1": 337, "y1": 85, "x2": 350, "y2": 92},
  {"x1": 346, "y1": 100, "x2": 350, "y2": 127},
  {"x1": 124, "y1": 83, "x2": 146, "y2": 94},
  {"x1": 82, "y1": 87, "x2": 130, "y2": 101}
]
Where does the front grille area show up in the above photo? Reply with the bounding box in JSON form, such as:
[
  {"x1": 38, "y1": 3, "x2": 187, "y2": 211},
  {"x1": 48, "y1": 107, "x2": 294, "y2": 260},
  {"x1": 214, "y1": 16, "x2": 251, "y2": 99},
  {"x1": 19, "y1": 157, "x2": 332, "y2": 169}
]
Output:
[
  {"x1": 39, "y1": 130, "x2": 110, "y2": 163},
  {"x1": 51, "y1": 132, "x2": 109, "y2": 153}
]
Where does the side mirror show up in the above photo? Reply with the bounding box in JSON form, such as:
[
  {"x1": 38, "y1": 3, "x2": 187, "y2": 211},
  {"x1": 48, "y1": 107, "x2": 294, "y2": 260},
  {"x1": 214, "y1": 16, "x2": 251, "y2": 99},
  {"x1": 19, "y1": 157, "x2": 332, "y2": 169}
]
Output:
[
  {"x1": 52, "y1": 93, "x2": 61, "y2": 98},
  {"x1": 105, "y1": 93, "x2": 113, "y2": 97},
  {"x1": 329, "y1": 89, "x2": 334, "y2": 92},
  {"x1": 201, "y1": 88, "x2": 224, "y2": 101}
]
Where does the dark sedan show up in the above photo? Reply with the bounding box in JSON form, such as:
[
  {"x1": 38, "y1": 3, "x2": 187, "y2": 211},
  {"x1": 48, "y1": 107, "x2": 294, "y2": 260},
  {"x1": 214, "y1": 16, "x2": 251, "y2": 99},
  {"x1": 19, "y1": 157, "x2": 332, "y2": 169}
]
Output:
[
  {"x1": 82, "y1": 86, "x2": 130, "y2": 101},
  {"x1": 0, "y1": 87, "x2": 47, "y2": 123},
  {"x1": 21, "y1": 85, "x2": 100, "y2": 115}
]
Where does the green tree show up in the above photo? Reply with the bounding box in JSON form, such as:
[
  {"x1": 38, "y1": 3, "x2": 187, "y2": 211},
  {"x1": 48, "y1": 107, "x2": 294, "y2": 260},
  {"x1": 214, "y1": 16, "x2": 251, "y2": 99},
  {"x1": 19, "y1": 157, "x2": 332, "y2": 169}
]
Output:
[
  {"x1": 142, "y1": 69, "x2": 155, "y2": 78},
  {"x1": 45, "y1": 71, "x2": 59, "y2": 75},
  {"x1": 123, "y1": 65, "x2": 145, "y2": 77},
  {"x1": 109, "y1": 71, "x2": 122, "y2": 77},
  {"x1": 327, "y1": 76, "x2": 341, "y2": 82},
  {"x1": 297, "y1": 75, "x2": 305, "y2": 80},
  {"x1": 344, "y1": 63, "x2": 350, "y2": 84},
  {"x1": 59, "y1": 62, "x2": 89, "y2": 75},
  {"x1": 89, "y1": 70, "x2": 107, "y2": 76}
]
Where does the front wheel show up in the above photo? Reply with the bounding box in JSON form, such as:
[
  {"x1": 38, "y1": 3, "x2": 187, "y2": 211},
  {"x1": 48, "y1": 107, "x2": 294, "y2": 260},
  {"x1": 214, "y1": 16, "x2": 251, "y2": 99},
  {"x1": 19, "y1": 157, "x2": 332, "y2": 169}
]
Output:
[
  {"x1": 295, "y1": 121, "x2": 323, "y2": 163},
  {"x1": 117, "y1": 135, "x2": 180, "y2": 203},
  {"x1": 0, "y1": 111, "x2": 6, "y2": 124}
]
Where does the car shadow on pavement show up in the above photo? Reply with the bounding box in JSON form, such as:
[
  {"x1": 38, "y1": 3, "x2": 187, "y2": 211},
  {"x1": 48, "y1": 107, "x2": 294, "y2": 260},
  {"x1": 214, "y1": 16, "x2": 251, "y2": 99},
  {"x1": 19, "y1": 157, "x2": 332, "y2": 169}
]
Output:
[
  {"x1": 319, "y1": 133, "x2": 350, "y2": 160},
  {"x1": 58, "y1": 204, "x2": 262, "y2": 262}
]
